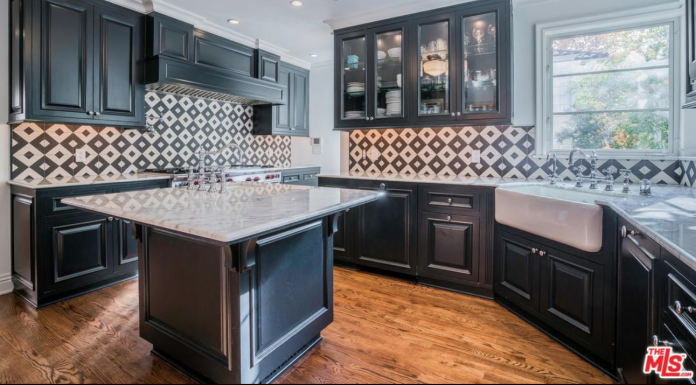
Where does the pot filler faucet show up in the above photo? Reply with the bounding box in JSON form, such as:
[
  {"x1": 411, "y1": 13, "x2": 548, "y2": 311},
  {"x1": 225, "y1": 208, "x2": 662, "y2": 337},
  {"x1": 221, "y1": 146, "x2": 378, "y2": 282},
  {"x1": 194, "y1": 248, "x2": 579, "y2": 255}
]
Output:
[{"x1": 193, "y1": 143, "x2": 246, "y2": 191}]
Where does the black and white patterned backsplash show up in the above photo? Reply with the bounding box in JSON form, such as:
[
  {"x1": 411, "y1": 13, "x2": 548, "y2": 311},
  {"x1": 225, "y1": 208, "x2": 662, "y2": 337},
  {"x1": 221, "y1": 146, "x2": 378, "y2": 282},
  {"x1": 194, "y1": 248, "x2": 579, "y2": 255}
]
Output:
[
  {"x1": 349, "y1": 127, "x2": 690, "y2": 186},
  {"x1": 11, "y1": 92, "x2": 292, "y2": 180}
]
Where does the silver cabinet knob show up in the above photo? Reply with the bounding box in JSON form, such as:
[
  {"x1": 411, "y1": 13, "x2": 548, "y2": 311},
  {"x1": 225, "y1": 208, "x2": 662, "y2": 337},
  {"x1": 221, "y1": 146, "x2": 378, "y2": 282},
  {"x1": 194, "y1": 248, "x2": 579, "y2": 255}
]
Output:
[
  {"x1": 538, "y1": 251, "x2": 547, "y2": 257},
  {"x1": 365, "y1": 117, "x2": 370, "y2": 121},
  {"x1": 451, "y1": 112, "x2": 456, "y2": 117},
  {"x1": 370, "y1": 117, "x2": 374, "y2": 121},
  {"x1": 379, "y1": 183, "x2": 386, "y2": 190},
  {"x1": 447, "y1": 198, "x2": 454, "y2": 204},
  {"x1": 345, "y1": 209, "x2": 350, "y2": 213},
  {"x1": 95, "y1": 112, "x2": 101, "y2": 117},
  {"x1": 446, "y1": 216, "x2": 453, "y2": 222},
  {"x1": 88, "y1": 111, "x2": 94, "y2": 116},
  {"x1": 653, "y1": 335, "x2": 674, "y2": 347},
  {"x1": 621, "y1": 226, "x2": 627, "y2": 238},
  {"x1": 676, "y1": 301, "x2": 683, "y2": 315},
  {"x1": 457, "y1": 112, "x2": 462, "y2": 116},
  {"x1": 108, "y1": 217, "x2": 114, "y2": 222},
  {"x1": 531, "y1": 248, "x2": 539, "y2": 254}
]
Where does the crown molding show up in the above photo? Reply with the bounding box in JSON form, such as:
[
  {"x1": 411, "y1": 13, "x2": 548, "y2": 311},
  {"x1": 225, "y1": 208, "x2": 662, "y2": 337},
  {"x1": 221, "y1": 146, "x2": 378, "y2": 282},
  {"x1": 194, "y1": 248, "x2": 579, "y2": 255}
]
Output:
[
  {"x1": 310, "y1": 60, "x2": 334, "y2": 70},
  {"x1": 103, "y1": 0, "x2": 311, "y2": 69},
  {"x1": 324, "y1": 0, "x2": 474, "y2": 31}
]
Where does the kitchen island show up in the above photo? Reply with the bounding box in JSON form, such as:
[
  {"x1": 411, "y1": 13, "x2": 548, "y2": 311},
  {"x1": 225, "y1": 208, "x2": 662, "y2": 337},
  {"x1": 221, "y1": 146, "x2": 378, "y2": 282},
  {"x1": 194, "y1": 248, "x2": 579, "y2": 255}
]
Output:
[{"x1": 62, "y1": 183, "x2": 383, "y2": 384}]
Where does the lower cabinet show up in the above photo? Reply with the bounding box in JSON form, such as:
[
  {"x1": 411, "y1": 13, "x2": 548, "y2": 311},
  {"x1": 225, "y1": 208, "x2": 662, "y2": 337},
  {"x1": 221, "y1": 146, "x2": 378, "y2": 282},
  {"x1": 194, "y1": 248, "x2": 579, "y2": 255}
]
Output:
[
  {"x1": 319, "y1": 177, "x2": 493, "y2": 297},
  {"x1": 494, "y1": 222, "x2": 617, "y2": 369},
  {"x1": 354, "y1": 182, "x2": 418, "y2": 275},
  {"x1": 616, "y1": 218, "x2": 660, "y2": 384},
  {"x1": 11, "y1": 179, "x2": 169, "y2": 308},
  {"x1": 282, "y1": 167, "x2": 321, "y2": 186}
]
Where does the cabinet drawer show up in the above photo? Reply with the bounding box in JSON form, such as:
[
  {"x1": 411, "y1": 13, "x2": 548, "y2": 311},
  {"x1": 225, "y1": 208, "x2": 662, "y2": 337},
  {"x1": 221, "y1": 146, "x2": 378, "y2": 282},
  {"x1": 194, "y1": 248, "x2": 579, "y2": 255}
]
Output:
[
  {"x1": 658, "y1": 320, "x2": 696, "y2": 385},
  {"x1": 419, "y1": 185, "x2": 482, "y2": 215},
  {"x1": 664, "y1": 266, "x2": 696, "y2": 346},
  {"x1": 40, "y1": 188, "x2": 113, "y2": 215},
  {"x1": 621, "y1": 220, "x2": 660, "y2": 259}
]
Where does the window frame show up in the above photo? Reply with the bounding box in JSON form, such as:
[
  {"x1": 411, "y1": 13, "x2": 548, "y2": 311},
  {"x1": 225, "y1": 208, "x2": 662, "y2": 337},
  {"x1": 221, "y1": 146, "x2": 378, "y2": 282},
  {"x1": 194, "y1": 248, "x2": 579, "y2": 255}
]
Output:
[{"x1": 535, "y1": 4, "x2": 683, "y2": 158}]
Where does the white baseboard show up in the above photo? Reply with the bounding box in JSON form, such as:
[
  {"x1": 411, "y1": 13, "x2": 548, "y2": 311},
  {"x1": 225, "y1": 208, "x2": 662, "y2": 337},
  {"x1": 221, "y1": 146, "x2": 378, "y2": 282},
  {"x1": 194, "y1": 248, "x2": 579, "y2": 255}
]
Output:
[{"x1": 0, "y1": 274, "x2": 13, "y2": 296}]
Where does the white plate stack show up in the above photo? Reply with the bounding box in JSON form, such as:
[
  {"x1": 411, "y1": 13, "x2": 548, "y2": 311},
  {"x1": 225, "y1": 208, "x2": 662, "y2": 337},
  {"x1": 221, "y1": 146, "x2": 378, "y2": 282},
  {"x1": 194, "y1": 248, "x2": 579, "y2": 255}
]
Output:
[
  {"x1": 345, "y1": 111, "x2": 365, "y2": 119},
  {"x1": 346, "y1": 82, "x2": 365, "y2": 94},
  {"x1": 386, "y1": 90, "x2": 402, "y2": 116}
]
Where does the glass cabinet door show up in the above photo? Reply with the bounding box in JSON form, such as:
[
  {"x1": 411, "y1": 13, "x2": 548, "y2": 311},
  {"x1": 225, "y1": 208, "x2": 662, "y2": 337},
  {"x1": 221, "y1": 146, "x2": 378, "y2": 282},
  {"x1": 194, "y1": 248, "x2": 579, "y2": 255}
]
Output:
[
  {"x1": 417, "y1": 16, "x2": 455, "y2": 120},
  {"x1": 461, "y1": 11, "x2": 500, "y2": 116},
  {"x1": 374, "y1": 28, "x2": 405, "y2": 121},
  {"x1": 340, "y1": 34, "x2": 368, "y2": 123}
]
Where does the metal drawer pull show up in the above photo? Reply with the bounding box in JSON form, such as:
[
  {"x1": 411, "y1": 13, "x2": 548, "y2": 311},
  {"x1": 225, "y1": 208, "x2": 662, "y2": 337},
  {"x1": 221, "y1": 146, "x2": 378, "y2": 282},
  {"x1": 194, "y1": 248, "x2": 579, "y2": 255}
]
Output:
[
  {"x1": 538, "y1": 251, "x2": 547, "y2": 257},
  {"x1": 653, "y1": 335, "x2": 675, "y2": 347},
  {"x1": 446, "y1": 216, "x2": 452, "y2": 222},
  {"x1": 447, "y1": 198, "x2": 454, "y2": 204},
  {"x1": 675, "y1": 301, "x2": 683, "y2": 315},
  {"x1": 621, "y1": 226, "x2": 641, "y2": 238}
]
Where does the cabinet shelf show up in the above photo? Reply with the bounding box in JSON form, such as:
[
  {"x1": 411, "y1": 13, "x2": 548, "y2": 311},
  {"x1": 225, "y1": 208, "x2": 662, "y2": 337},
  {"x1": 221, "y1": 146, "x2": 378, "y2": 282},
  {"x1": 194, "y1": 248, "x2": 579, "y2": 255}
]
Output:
[{"x1": 334, "y1": 0, "x2": 512, "y2": 130}]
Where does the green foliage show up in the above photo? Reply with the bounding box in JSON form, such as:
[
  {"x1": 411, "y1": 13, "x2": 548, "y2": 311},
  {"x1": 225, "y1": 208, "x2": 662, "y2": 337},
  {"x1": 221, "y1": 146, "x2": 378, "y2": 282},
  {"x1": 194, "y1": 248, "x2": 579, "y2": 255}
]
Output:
[{"x1": 552, "y1": 24, "x2": 670, "y2": 151}]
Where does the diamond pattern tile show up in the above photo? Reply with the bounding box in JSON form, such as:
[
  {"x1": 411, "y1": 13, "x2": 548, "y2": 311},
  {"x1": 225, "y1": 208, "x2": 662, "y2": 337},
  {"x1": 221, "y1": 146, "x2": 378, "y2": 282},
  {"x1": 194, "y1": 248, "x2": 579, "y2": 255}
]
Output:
[
  {"x1": 11, "y1": 92, "x2": 292, "y2": 179},
  {"x1": 348, "y1": 126, "x2": 694, "y2": 185}
]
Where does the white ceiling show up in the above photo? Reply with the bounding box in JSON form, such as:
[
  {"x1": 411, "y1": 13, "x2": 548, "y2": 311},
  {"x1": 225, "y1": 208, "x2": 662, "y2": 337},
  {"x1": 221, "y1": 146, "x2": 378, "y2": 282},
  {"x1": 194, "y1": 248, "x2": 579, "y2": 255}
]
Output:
[{"x1": 109, "y1": 0, "x2": 561, "y2": 68}]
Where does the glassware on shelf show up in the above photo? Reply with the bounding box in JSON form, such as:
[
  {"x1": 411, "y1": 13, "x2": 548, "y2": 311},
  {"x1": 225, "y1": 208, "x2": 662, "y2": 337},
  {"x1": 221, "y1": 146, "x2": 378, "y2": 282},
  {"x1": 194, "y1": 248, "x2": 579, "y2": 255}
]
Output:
[
  {"x1": 342, "y1": 36, "x2": 367, "y2": 120},
  {"x1": 418, "y1": 20, "x2": 451, "y2": 116},
  {"x1": 462, "y1": 13, "x2": 499, "y2": 115},
  {"x1": 488, "y1": 24, "x2": 497, "y2": 41}
]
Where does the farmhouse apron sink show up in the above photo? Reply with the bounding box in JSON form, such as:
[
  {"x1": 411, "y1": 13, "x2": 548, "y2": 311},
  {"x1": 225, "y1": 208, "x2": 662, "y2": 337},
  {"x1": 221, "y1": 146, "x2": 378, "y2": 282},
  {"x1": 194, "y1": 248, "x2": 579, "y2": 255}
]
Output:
[{"x1": 495, "y1": 186, "x2": 604, "y2": 253}]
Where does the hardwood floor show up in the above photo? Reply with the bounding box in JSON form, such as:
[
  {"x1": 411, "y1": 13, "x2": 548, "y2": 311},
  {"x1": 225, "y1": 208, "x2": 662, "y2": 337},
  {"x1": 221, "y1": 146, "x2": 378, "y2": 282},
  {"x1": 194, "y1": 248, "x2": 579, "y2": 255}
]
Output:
[{"x1": 0, "y1": 268, "x2": 612, "y2": 384}]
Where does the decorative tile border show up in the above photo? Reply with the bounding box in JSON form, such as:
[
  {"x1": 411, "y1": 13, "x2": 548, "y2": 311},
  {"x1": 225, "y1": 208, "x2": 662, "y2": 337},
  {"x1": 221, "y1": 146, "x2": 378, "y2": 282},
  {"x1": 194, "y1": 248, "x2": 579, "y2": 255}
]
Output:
[
  {"x1": 348, "y1": 127, "x2": 686, "y2": 186},
  {"x1": 11, "y1": 92, "x2": 292, "y2": 180}
]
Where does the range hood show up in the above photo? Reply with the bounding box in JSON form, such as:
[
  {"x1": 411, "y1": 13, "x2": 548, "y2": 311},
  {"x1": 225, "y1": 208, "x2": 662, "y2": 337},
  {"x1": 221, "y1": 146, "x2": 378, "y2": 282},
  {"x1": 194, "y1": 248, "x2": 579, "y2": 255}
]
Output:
[{"x1": 145, "y1": 57, "x2": 287, "y2": 106}]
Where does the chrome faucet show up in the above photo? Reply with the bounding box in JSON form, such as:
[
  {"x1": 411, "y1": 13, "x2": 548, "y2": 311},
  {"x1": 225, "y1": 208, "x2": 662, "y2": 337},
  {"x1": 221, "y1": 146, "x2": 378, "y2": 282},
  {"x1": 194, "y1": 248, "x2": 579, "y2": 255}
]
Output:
[
  {"x1": 568, "y1": 149, "x2": 599, "y2": 189},
  {"x1": 196, "y1": 142, "x2": 245, "y2": 191},
  {"x1": 547, "y1": 153, "x2": 560, "y2": 185}
]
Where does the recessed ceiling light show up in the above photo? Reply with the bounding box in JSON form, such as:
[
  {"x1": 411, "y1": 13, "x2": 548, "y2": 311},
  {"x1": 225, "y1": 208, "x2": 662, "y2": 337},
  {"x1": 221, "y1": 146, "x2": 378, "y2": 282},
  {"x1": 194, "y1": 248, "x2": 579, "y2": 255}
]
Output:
[
  {"x1": 310, "y1": 54, "x2": 318, "y2": 58},
  {"x1": 290, "y1": 1, "x2": 303, "y2": 7},
  {"x1": 227, "y1": 19, "x2": 240, "y2": 25}
]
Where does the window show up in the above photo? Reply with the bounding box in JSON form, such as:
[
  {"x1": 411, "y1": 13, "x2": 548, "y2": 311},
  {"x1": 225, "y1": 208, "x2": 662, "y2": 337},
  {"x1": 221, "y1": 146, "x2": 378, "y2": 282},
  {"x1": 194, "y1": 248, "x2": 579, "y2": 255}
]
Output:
[{"x1": 537, "y1": 7, "x2": 681, "y2": 156}]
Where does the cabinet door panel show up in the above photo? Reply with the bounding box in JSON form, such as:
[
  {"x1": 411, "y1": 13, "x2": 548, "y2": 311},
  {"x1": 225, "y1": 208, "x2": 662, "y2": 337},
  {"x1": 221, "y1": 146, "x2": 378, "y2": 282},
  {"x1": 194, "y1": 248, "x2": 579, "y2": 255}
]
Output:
[
  {"x1": 277, "y1": 67, "x2": 292, "y2": 130},
  {"x1": 370, "y1": 22, "x2": 410, "y2": 127},
  {"x1": 617, "y1": 233, "x2": 657, "y2": 385},
  {"x1": 539, "y1": 248, "x2": 605, "y2": 347},
  {"x1": 291, "y1": 70, "x2": 310, "y2": 135},
  {"x1": 419, "y1": 212, "x2": 479, "y2": 282},
  {"x1": 45, "y1": 215, "x2": 113, "y2": 292},
  {"x1": 40, "y1": 0, "x2": 93, "y2": 117},
  {"x1": 95, "y1": 9, "x2": 143, "y2": 124},
  {"x1": 495, "y1": 231, "x2": 539, "y2": 311},
  {"x1": 116, "y1": 219, "x2": 139, "y2": 268},
  {"x1": 335, "y1": 30, "x2": 369, "y2": 129},
  {"x1": 356, "y1": 186, "x2": 417, "y2": 274}
]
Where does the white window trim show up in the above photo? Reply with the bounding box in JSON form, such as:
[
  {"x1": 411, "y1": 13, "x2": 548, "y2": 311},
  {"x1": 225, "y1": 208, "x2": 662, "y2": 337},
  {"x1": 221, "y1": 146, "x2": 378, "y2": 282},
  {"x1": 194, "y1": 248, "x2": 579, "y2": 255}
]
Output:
[{"x1": 535, "y1": 3, "x2": 683, "y2": 159}]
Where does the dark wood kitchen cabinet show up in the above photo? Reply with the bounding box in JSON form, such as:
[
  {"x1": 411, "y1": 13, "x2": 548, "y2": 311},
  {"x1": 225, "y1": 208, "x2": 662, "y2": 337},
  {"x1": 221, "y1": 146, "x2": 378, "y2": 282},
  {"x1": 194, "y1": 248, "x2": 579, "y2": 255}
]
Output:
[
  {"x1": 254, "y1": 62, "x2": 310, "y2": 137},
  {"x1": 10, "y1": 179, "x2": 169, "y2": 308},
  {"x1": 319, "y1": 177, "x2": 493, "y2": 297},
  {"x1": 616, "y1": 218, "x2": 661, "y2": 384},
  {"x1": 333, "y1": 0, "x2": 512, "y2": 130},
  {"x1": 355, "y1": 181, "x2": 418, "y2": 275},
  {"x1": 9, "y1": 0, "x2": 145, "y2": 127},
  {"x1": 494, "y1": 213, "x2": 618, "y2": 371}
]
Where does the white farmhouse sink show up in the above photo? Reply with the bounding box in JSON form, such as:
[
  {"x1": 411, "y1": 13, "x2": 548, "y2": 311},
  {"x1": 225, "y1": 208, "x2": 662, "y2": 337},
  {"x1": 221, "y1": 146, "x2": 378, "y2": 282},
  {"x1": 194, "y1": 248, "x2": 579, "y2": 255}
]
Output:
[{"x1": 495, "y1": 186, "x2": 604, "y2": 253}]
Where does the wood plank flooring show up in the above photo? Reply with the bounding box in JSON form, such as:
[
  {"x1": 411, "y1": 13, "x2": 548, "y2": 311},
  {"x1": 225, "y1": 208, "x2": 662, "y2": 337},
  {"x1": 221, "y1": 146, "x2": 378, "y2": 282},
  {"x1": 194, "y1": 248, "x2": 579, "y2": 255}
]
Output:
[{"x1": 0, "y1": 268, "x2": 612, "y2": 384}]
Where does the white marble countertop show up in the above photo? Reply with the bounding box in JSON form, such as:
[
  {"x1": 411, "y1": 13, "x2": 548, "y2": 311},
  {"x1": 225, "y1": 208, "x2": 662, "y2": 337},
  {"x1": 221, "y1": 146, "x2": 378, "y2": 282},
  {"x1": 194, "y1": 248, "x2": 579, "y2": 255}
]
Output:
[
  {"x1": 321, "y1": 172, "x2": 696, "y2": 271},
  {"x1": 62, "y1": 183, "x2": 384, "y2": 244},
  {"x1": 8, "y1": 166, "x2": 325, "y2": 190},
  {"x1": 7, "y1": 173, "x2": 173, "y2": 190}
]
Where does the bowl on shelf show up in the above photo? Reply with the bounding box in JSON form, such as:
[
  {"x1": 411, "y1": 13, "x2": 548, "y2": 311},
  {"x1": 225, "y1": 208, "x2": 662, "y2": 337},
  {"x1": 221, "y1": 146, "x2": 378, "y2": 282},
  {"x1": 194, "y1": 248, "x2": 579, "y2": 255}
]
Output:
[
  {"x1": 377, "y1": 51, "x2": 387, "y2": 60},
  {"x1": 388, "y1": 48, "x2": 402, "y2": 58},
  {"x1": 423, "y1": 60, "x2": 447, "y2": 77}
]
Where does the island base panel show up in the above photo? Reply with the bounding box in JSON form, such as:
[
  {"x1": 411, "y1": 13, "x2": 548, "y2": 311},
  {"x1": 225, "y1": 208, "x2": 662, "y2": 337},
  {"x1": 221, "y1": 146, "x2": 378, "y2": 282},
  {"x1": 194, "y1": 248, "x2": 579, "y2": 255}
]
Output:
[{"x1": 135, "y1": 217, "x2": 336, "y2": 384}]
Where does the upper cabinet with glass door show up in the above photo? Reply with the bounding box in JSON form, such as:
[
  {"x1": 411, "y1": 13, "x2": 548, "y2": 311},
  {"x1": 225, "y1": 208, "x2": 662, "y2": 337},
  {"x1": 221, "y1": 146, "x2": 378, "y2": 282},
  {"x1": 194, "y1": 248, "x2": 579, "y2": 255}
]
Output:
[
  {"x1": 336, "y1": 32, "x2": 369, "y2": 127},
  {"x1": 333, "y1": 0, "x2": 512, "y2": 130},
  {"x1": 458, "y1": 2, "x2": 511, "y2": 124}
]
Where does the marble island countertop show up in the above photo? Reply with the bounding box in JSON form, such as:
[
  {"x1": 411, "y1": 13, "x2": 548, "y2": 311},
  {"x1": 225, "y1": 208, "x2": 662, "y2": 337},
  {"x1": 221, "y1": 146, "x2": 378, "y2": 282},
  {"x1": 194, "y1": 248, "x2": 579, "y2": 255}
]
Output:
[
  {"x1": 320, "y1": 172, "x2": 696, "y2": 272},
  {"x1": 62, "y1": 183, "x2": 384, "y2": 244},
  {"x1": 7, "y1": 173, "x2": 174, "y2": 189}
]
